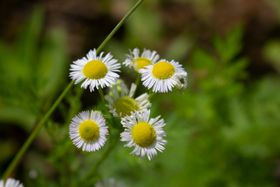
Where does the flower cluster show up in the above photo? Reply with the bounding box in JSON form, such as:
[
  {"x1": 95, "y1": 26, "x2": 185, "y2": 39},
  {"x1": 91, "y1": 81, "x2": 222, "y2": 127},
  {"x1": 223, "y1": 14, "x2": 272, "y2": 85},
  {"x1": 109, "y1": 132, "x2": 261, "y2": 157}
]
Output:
[{"x1": 69, "y1": 48, "x2": 187, "y2": 160}]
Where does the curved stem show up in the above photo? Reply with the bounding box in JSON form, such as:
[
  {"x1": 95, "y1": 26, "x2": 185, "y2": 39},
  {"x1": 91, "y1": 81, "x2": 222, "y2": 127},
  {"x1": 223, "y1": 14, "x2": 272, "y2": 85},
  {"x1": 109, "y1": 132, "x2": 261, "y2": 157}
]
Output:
[{"x1": 2, "y1": 0, "x2": 143, "y2": 179}]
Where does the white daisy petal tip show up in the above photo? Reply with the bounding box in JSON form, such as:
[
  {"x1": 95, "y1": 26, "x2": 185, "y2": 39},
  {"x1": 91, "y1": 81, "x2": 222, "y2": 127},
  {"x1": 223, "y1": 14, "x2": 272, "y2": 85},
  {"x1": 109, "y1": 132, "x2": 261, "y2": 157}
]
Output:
[
  {"x1": 0, "y1": 178, "x2": 24, "y2": 187},
  {"x1": 140, "y1": 59, "x2": 188, "y2": 93},
  {"x1": 123, "y1": 48, "x2": 160, "y2": 72},
  {"x1": 69, "y1": 49, "x2": 121, "y2": 92},
  {"x1": 120, "y1": 109, "x2": 167, "y2": 160},
  {"x1": 105, "y1": 80, "x2": 151, "y2": 118},
  {"x1": 69, "y1": 110, "x2": 108, "y2": 152}
]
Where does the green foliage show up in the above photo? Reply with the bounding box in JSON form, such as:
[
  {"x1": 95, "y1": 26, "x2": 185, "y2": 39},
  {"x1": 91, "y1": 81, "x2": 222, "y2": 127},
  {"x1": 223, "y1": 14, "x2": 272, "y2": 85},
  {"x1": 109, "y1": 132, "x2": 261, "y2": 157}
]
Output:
[
  {"x1": 0, "y1": 7, "x2": 68, "y2": 172},
  {"x1": 124, "y1": 1, "x2": 162, "y2": 47},
  {"x1": 135, "y1": 26, "x2": 279, "y2": 187},
  {"x1": 192, "y1": 26, "x2": 248, "y2": 97},
  {"x1": 263, "y1": 40, "x2": 280, "y2": 73},
  {"x1": 1, "y1": 4, "x2": 280, "y2": 187},
  {"x1": 224, "y1": 77, "x2": 280, "y2": 158},
  {"x1": 0, "y1": 7, "x2": 68, "y2": 128}
]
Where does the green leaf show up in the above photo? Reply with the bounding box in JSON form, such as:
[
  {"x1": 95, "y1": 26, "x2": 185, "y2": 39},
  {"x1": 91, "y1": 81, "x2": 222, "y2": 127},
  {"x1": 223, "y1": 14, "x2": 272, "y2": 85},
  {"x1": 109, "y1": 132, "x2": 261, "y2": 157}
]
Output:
[
  {"x1": 214, "y1": 25, "x2": 243, "y2": 62},
  {"x1": 16, "y1": 7, "x2": 44, "y2": 67},
  {"x1": 0, "y1": 7, "x2": 67, "y2": 129},
  {"x1": 36, "y1": 29, "x2": 68, "y2": 100},
  {"x1": 192, "y1": 48, "x2": 216, "y2": 70}
]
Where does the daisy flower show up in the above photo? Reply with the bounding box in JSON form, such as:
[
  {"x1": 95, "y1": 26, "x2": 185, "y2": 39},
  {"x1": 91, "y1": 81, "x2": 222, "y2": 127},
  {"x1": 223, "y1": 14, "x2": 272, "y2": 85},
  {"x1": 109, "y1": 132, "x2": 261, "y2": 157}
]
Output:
[
  {"x1": 70, "y1": 49, "x2": 121, "y2": 92},
  {"x1": 105, "y1": 80, "x2": 150, "y2": 117},
  {"x1": 123, "y1": 48, "x2": 160, "y2": 72},
  {"x1": 140, "y1": 59, "x2": 187, "y2": 93},
  {"x1": 0, "y1": 178, "x2": 23, "y2": 187},
  {"x1": 69, "y1": 110, "x2": 108, "y2": 152},
  {"x1": 120, "y1": 109, "x2": 166, "y2": 160}
]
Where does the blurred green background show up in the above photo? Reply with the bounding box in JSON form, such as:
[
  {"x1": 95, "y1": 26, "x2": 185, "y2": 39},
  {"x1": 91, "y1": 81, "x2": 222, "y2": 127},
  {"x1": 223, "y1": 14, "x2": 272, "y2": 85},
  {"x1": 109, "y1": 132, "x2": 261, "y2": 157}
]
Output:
[{"x1": 0, "y1": 0, "x2": 280, "y2": 186}]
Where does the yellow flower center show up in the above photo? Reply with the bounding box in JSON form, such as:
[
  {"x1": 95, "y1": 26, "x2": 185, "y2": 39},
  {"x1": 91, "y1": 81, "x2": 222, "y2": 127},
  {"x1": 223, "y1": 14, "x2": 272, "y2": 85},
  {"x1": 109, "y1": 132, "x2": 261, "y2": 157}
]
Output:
[
  {"x1": 83, "y1": 60, "x2": 108, "y2": 79},
  {"x1": 132, "y1": 122, "x2": 156, "y2": 147},
  {"x1": 78, "y1": 120, "x2": 100, "y2": 142},
  {"x1": 113, "y1": 96, "x2": 139, "y2": 117},
  {"x1": 134, "y1": 57, "x2": 152, "y2": 70},
  {"x1": 152, "y1": 61, "x2": 175, "y2": 79}
]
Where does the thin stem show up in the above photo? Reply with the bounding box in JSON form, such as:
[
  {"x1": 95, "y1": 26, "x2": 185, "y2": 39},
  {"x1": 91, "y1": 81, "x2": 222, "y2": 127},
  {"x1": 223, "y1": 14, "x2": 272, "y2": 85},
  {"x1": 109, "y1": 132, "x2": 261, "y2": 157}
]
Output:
[
  {"x1": 96, "y1": 0, "x2": 143, "y2": 54},
  {"x1": 2, "y1": 81, "x2": 74, "y2": 179},
  {"x1": 98, "y1": 89, "x2": 105, "y2": 101},
  {"x1": 83, "y1": 132, "x2": 118, "y2": 186},
  {"x1": 132, "y1": 74, "x2": 141, "y2": 97},
  {"x1": 2, "y1": 0, "x2": 143, "y2": 179},
  {"x1": 148, "y1": 91, "x2": 155, "y2": 100}
]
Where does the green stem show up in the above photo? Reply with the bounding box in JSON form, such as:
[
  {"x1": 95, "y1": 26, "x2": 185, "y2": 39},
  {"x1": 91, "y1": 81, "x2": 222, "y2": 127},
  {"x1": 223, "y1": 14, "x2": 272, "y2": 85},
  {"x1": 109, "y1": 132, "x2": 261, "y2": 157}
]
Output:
[
  {"x1": 2, "y1": 81, "x2": 74, "y2": 179},
  {"x1": 83, "y1": 132, "x2": 118, "y2": 186},
  {"x1": 98, "y1": 89, "x2": 105, "y2": 101},
  {"x1": 148, "y1": 91, "x2": 155, "y2": 100},
  {"x1": 2, "y1": 0, "x2": 143, "y2": 179},
  {"x1": 96, "y1": 0, "x2": 143, "y2": 54},
  {"x1": 132, "y1": 74, "x2": 141, "y2": 97}
]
